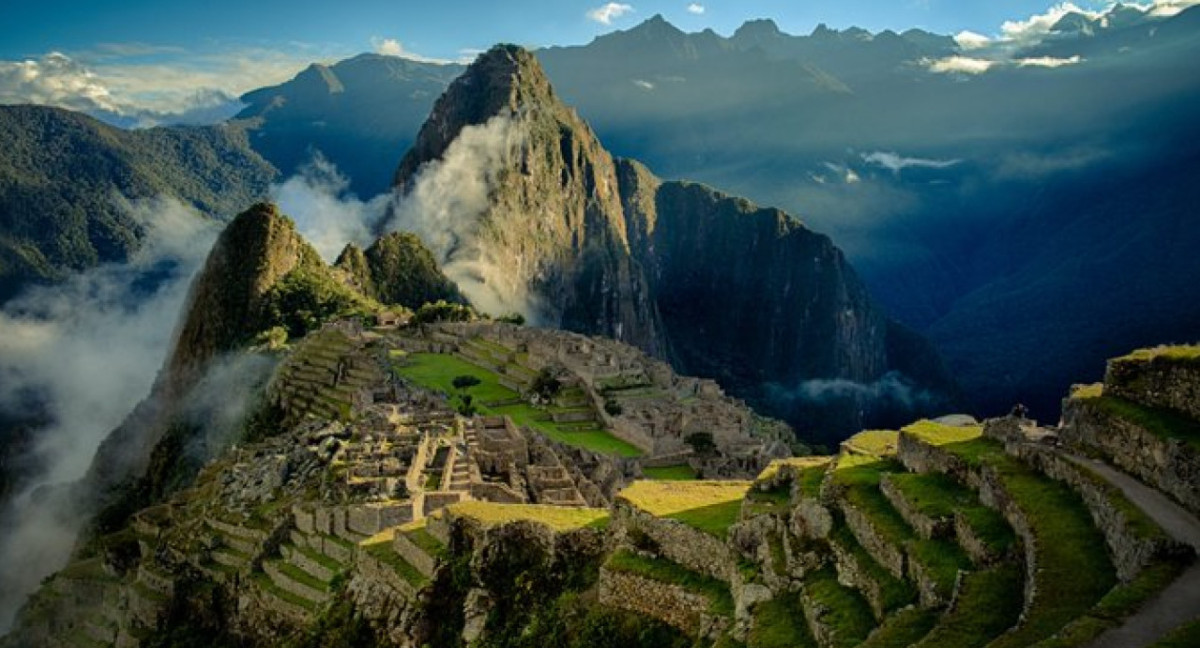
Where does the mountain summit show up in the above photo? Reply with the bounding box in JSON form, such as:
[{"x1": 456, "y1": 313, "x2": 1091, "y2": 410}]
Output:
[{"x1": 388, "y1": 44, "x2": 954, "y2": 437}]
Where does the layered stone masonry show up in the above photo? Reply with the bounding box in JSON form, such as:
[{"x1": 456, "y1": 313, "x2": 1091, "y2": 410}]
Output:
[
  {"x1": 840, "y1": 503, "x2": 906, "y2": 581},
  {"x1": 879, "y1": 473, "x2": 952, "y2": 540},
  {"x1": 263, "y1": 559, "x2": 329, "y2": 603},
  {"x1": 392, "y1": 531, "x2": 439, "y2": 578},
  {"x1": 1106, "y1": 354, "x2": 1200, "y2": 421},
  {"x1": 598, "y1": 566, "x2": 726, "y2": 638},
  {"x1": 615, "y1": 502, "x2": 735, "y2": 582},
  {"x1": 1062, "y1": 396, "x2": 1200, "y2": 516}
]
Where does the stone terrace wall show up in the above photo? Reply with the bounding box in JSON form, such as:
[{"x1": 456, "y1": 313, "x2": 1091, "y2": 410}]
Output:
[
  {"x1": 1012, "y1": 443, "x2": 1190, "y2": 580},
  {"x1": 1106, "y1": 355, "x2": 1200, "y2": 420},
  {"x1": 1061, "y1": 397, "x2": 1200, "y2": 515},
  {"x1": 614, "y1": 501, "x2": 734, "y2": 581},
  {"x1": 598, "y1": 567, "x2": 724, "y2": 638}
]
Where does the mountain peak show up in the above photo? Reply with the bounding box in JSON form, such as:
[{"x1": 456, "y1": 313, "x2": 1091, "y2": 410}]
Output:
[{"x1": 393, "y1": 44, "x2": 554, "y2": 187}]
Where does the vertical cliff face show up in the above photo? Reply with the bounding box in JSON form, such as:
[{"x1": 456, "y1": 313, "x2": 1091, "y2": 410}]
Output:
[
  {"x1": 391, "y1": 44, "x2": 667, "y2": 356},
  {"x1": 618, "y1": 162, "x2": 887, "y2": 389},
  {"x1": 391, "y1": 46, "x2": 954, "y2": 438}
]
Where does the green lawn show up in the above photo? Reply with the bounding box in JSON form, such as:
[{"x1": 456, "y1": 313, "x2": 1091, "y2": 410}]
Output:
[
  {"x1": 394, "y1": 352, "x2": 642, "y2": 456},
  {"x1": 643, "y1": 464, "x2": 698, "y2": 481}
]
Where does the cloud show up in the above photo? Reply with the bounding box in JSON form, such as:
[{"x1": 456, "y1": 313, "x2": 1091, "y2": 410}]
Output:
[
  {"x1": 1148, "y1": 0, "x2": 1200, "y2": 16},
  {"x1": 387, "y1": 114, "x2": 538, "y2": 321},
  {"x1": 0, "y1": 45, "x2": 342, "y2": 127},
  {"x1": 632, "y1": 78, "x2": 655, "y2": 90},
  {"x1": 862, "y1": 151, "x2": 961, "y2": 173},
  {"x1": 1000, "y1": 2, "x2": 1104, "y2": 44},
  {"x1": 954, "y1": 30, "x2": 992, "y2": 50},
  {"x1": 922, "y1": 55, "x2": 997, "y2": 75},
  {"x1": 587, "y1": 3, "x2": 635, "y2": 24},
  {"x1": 0, "y1": 196, "x2": 219, "y2": 629},
  {"x1": 369, "y1": 37, "x2": 456, "y2": 64},
  {"x1": 1017, "y1": 55, "x2": 1084, "y2": 67},
  {"x1": 766, "y1": 371, "x2": 939, "y2": 411},
  {"x1": 687, "y1": 3, "x2": 705, "y2": 14},
  {"x1": 270, "y1": 155, "x2": 389, "y2": 262},
  {"x1": 993, "y1": 146, "x2": 1111, "y2": 179}
]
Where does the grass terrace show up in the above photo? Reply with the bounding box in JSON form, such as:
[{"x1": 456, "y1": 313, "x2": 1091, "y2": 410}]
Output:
[
  {"x1": 620, "y1": 480, "x2": 751, "y2": 539},
  {"x1": 842, "y1": 430, "x2": 900, "y2": 457},
  {"x1": 1071, "y1": 384, "x2": 1200, "y2": 451},
  {"x1": 362, "y1": 538, "x2": 427, "y2": 588},
  {"x1": 901, "y1": 420, "x2": 1118, "y2": 648},
  {"x1": 888, "y1": 472, "x2": 1017, "y2": 556},
  {"x1": 914, "y1": 564, "x2": 1024, "y2": 648},
  {"x1": 804, "y1": 566, "x2": 877, "y2": 648},
  {"x1": 445, "y1": 501, "x2": 610, "y2": 532},
  {"x1": 857, "y1": 607, "x2": 939, "y2": 648},
  {"x1": 747, "y1": 591, "x2": 818, "y2": 648},
  {"x1": 829, "y1": 522, "x2": 916, "y2": 612},
  {"x1": 1113, "y1": 344, "x2": 1200, "y2": 364},
  {"x1": 643, "y1": 464, "x2": 698, "y2": 481},
  {"x1": 605, "y1": 549, "x2": 734, "y2": 617},
  {"x1": 393, "y1": 351, "x2": 643, "y2": 456}
]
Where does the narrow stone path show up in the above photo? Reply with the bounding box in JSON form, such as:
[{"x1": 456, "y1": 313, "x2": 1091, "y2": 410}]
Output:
[{"x1": 1064, "y1": 454, "x2": 1200, "y2": 648}]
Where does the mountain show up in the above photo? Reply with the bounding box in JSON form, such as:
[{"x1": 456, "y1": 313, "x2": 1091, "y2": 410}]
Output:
[
  {"x1": 390, "y1": 45, "x2": 954, "y2": 440},
  {"x1": 335, "y1": 232, "x2": 464, "y2": 309},
  {"x1": 235, "y1": 53, "x2": 462, "y2": 197},
  {"x1": 0, "y1": 105, "x2": 277, "y2": 302}
]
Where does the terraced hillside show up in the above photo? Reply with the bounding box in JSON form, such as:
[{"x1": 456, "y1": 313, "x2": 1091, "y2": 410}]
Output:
[{"x1": 7, "y1": 342, "x2": 1199, "y2": 648}]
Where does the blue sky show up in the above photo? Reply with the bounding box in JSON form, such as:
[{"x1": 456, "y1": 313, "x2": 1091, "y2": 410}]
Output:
[
  {"x1": 0, "y1": 0, "x2": 1124, "y2": 60},
  {"x1": 0, "y1": 0, "x2": 1193, "y2": 125}
]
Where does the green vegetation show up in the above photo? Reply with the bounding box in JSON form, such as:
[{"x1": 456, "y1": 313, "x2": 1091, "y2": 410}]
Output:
[
  {"x1": 745, "y1": 485, "x2": 793, "y2": 517},
  {"x1": 857, "y1": 607, "x2": 939, "y2": 648},
  {"x1": 403, "y1": 525, "x2": 447, "y2": 559},
  {"x1": 394, "y1": 352, "x2": 642, "y2": 456},
  {"x1": 833, "y1": 457, "x2": 916, "y2": 548},
  {"x1": 1036, "y1": 558, "x2": 1191, "y2": 648},
  {"x1": 361, "y1": 231, "x2": 463, "y2": 308},
  {"x1": 642, "y1": 464, "x2": 697, "y2": 481},
  {"x1": 1149, "y1": 618, "x2": 1200, "y2": 648},
  {"x1": 829, "y1": 522, "x2": 917, "y2": 612},
  {"x1": 887, "y1": 471, "x2": 1017, "y2": 558},
  {"x1": 747, "y1": 591, "x2": 818, "y2": 648},
  {"x1": 908, "y1": 538, "x2": 971, "y2": 597},
  {"x1": 605, "y1": 550, "x2": 734, "y2": 616},
  {"x1": 667, "y1": 499, "x2": 745, "y2": 539},
  {"x1": 362, "y1": 540, "x2": 427, "y2": 588},
  {"x1": 1074, "y1": 391, "x2": 1200, "y2": 451},
  {"x1": 413, "y1": 300, "x2": 475, "y2": 324},
  {"x1": 272, "y1": 559, "x2": 332, "y2": 593},
  {"x1": 843, "y1": 430, "x2": 900, "y2": 457},
  {"x1": 804, "y1": 567, "x2": 876, "y2": 648},
  {"x1": 901, "y1": 426, "x2": 1118, "y2": 648},
  {"x1": 915, "y1": 564, "x2": 1024, "y2": 648},
  {"x1": 263, "y1": 260, "x2": 380, "y2": 339},
  {"x1": 251, "y1": 572, "x2": 317, "y2": 612},
  {"x1": 1114, "y1": 344, "x2": 1200, "y2": 364}
]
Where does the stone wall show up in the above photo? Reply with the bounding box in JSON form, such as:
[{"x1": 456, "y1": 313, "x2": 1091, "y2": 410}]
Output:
[
  {"x1": 598, "y1": 566, "x2": 724, "y2": 638},
  {"x1": 1106, "y1": 355, "x2": 1200, "y2": 420},
  {"x1": 263, "y1": 560, "x2": 327, "y2": 603},
  {"x1": 615, "y1": 502, "x2": 735, "y2": 581},
  {"x1": 841, "y1": 504, "x2": 905, "y2": 580},
  {"x1": 348, "y1": 502, "x2": 413, "y2": 536},
  {"x1": 393, "y1": 532, "x2": 440, "y2": 578},
  {"x1": 879, "y1": 473, "x2": 951, "y2": 540},
  {"x1": 354, "y1": 548, "x2": 420, "y2": 600},
  {"x1": 1011, "y1": 443, "x2": 1189, "y2": 580},
  {"x1": 1061, "y1": 396, "x2": 1200, "y2": 515}
]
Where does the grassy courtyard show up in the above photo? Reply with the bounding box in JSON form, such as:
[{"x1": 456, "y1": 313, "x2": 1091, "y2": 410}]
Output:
[{"x1": 393, "y1": 351, "x2": 643, "y2": 457}]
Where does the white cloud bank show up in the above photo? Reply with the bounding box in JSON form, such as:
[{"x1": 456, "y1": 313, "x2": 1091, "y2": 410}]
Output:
[
  {"x1": 0, "y1": 45, "x2": 344, "y2": 127},
  {"x1": 687, "y1": 3, "x2": 706, "y2": 15},
  {"x1": 271, "y1": 155, "x2": 388, "y2": 263},
  {"x1": 588, "y1": 3, "x2": 635, "y2": 25}
]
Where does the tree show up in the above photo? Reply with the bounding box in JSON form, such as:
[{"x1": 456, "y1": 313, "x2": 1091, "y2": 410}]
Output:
[
  {"x1": 452, "y1": 375, "x2": 482, "y2": 391},
  {"x1": 531, "y1": 368, "x2": 562, "y2": 400},
  {"x1": 684, "y1": 432, "x2": 716, "y2": 455}
]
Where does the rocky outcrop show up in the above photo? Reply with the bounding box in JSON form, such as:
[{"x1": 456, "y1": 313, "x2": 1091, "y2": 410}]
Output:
[{"x1": 360, "y1": 232, "x2": 463, "y2": 309}]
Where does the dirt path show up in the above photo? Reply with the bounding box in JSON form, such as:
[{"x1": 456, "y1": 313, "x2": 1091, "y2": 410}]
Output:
[{"x1": 1065, "y1": 454, "x2": 1200, "y2": 648}]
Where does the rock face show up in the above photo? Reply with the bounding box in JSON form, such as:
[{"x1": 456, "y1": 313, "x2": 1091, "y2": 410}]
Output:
[
  {"x1": 393, "y1": 44, "x2": 667, "y2": 357},
  {"x1": 390, "y1": 45, "x2": 954, "y2": 440}
]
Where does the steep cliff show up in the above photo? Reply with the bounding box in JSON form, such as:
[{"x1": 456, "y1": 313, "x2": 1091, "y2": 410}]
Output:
[{"x1": 391, "y1": 44, "x2": 667, "y2": 357}]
